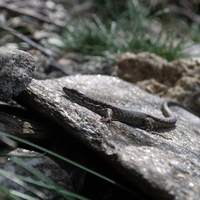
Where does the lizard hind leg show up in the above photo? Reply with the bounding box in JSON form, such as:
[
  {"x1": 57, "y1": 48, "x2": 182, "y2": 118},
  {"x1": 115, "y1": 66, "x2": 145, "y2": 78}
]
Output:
[{"x1": 144, "y1": 118, "x2": 172, "y2": 140}]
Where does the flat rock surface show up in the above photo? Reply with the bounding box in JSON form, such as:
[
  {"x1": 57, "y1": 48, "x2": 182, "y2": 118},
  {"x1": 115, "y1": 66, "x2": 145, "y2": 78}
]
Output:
[{"x1": 16, "y1": 75, "x2": 200, "y2": 200}]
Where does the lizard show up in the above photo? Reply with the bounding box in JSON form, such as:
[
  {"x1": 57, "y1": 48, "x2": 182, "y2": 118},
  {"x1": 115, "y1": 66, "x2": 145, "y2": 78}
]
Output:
[{"x1": 63, "y1": 87, "x2": 178, "y2": 133}]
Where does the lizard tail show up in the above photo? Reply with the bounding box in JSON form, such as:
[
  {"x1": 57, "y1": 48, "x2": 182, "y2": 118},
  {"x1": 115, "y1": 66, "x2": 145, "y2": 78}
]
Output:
[{"x1": 161, "y1": 101, "x2": 177, "y2": 118}]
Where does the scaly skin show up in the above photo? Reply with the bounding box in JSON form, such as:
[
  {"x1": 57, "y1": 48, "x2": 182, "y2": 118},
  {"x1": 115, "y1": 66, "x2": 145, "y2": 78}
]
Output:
[{"x1": 63, "y1": 87, "x2": 178, "y2": 132}]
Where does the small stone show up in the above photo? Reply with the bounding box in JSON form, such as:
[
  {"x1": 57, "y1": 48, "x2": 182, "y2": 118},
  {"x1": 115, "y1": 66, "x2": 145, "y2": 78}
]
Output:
[{"x1": 0, "y1": 47, "x2": 35, "y2": 100}]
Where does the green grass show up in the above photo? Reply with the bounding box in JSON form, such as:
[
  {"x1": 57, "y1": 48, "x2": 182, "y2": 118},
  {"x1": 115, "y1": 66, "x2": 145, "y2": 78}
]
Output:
[
  {"x1": 0, "y1": 134, "x2": 88, "y2": 200},
  {"x1": 0, "y1": 132, "x2": 138, "y2": 199},
  {"x1": 189, "y1": 23, "x2": 200, "y2": 43},
  {"x1": 60, "y1": 0, "x2": 187, "y2": 61}
]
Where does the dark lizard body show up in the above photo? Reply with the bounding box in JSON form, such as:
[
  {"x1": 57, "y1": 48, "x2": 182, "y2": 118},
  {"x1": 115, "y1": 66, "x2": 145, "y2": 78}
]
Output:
[{"x1": 63, "y1": 87, "x2": 177, "y2": 131}]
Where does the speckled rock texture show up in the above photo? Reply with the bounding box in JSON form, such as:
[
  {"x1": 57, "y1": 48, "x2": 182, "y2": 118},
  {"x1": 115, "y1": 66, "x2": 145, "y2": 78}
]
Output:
[
  {"x1": 16, "y1": 75, "x2": 200, "y2": 200},
  {"x1": 114, "y1": 52, "x2": 200, "y2": 116},
  {"x1": 0, "y1": 47, "x2": 35, "y2": 100}
]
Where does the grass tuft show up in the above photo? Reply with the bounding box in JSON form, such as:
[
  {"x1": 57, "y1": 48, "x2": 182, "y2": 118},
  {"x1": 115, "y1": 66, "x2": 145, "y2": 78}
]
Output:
[{"x1": 60, "y1": 0, "x2": 187, "y2": 61}]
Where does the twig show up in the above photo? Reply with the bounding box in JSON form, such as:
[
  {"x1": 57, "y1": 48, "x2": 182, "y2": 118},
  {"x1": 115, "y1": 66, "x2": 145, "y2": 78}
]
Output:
[
  {"x1": 0, "y1": 23, "x2": 69, "y2": 75},
  {"x1": 0, "y1": 2, "x2": 64, "y2": 28},
  {"x1": 167, "y1": 5, "x2": 200, "y2": 25}
]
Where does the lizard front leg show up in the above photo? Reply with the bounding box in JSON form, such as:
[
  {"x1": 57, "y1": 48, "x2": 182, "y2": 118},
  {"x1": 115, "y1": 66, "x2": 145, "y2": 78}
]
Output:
[
  {"x1": 99, "y1": 108, "x2": 114, "y2": 123},
  {"x1": 144, "y1": 117, "x2": 154, "y2": 132}
]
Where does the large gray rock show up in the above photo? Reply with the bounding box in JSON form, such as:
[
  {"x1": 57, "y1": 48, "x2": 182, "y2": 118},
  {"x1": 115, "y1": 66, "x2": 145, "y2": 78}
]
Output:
[
  {"x1": 16, "y1": 75, "x2": 200, "y2": 200},
  {"x1": 0, "y1": 47, "x2": 35, "y2": 100}
]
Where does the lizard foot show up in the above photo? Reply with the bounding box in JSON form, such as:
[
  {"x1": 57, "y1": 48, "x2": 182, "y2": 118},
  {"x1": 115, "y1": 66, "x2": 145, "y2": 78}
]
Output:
[
  {"x1": 100, "y1": 117, "x2": 112, "y2": 123},
  {"x1": 150, "y1": 131, "x2": 172, "y2": 140}
]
